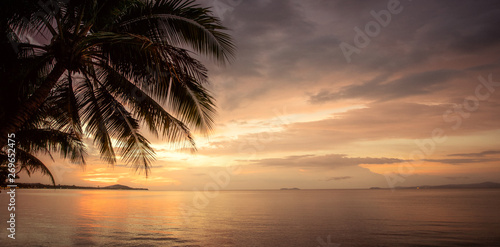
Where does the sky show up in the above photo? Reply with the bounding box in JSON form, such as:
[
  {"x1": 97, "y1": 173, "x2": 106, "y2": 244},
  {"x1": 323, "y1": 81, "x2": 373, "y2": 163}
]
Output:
[{"x1": 21, "y1": 0, "x2": 500, "y2": 190}]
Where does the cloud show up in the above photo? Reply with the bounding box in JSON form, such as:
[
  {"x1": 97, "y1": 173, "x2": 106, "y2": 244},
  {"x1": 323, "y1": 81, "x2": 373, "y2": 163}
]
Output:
[
  {"x1": 309, "y1": 69, "x2": 461, "y2": 103},
  {"x1": 424, "y1": 158, "x2": 500, "y2": 165},
  {"x1": 201, "y1": 98, "x2": 500, "y2": 157},
  {"x1": 39, "y1": 0, "x2": 500, "y2": 189},
  {"x1": 425, "y1": 1, "x2": 500, "y2": 53},
  {"x1": 247, "y1": 153, "x2": 404, "y2": 169},
  {"x1": 203, "y1": 0, "x2": 500, "y2": 126},
  {"x1": 444, "y1": 176, "x2": 470, "y2": 180},
  {"x1": 448, "y1": 150, "x2": 500, "y2": 157},
  {"x1": 326, "y1": 176, "x2": 352, "y2": 181},
  {"x1": 421, "y1": 150, "x2": 500, "y2": 165}
]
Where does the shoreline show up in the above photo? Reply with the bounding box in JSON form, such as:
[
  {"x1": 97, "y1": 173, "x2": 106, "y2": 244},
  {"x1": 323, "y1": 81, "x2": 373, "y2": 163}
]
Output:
[{"x1": 1, "y1": 183, "x2": 148, "y2": 191}]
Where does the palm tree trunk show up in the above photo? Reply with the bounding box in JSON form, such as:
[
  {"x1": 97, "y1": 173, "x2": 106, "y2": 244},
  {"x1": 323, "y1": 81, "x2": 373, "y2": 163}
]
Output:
[{"x1": 0, "y1": 63, "x2": 66, "y2": 147}]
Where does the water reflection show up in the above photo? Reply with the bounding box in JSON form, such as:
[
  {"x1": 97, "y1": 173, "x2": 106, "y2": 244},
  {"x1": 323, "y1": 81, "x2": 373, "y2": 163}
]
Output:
[
  {"x1": 73, "y1": 190, "x2": 197, "y2": 246},
  {"x1": 2, "y1": 189, "x2": 500, "y2": 246}
]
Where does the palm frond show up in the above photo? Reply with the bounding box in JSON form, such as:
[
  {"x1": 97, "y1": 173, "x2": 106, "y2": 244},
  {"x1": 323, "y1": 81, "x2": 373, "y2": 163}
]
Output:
[
  {"x1": 86, "y1": 31, "x2": 216, "y2": 132},
  {"x1": 99, "y1": 63, "x2": 196, "y2": 147},
  {"x1": 44, "y1": 74, "x2": 84, "y2": 136},
  {"x1": 77, "y1": 73, "x2": 116, "y2": 164},
  {"x1": 77, "y1": 68, "x2": 157, "y2": 174},
  {"x1": 1, "y1": 0, "x2": 235, "y2": 179},
  {"x1": 16, "y1": 148, "x2": 56, "y2": 185},
  {"x1": 15, "y1": 128, "x2": 86, "y2": 165},
  {"x1": 95, "y1": 83, "x2": 156, "y2": 175},
  {"x1": 117, "y1": 0, "x2": 235, "y2": 64}
]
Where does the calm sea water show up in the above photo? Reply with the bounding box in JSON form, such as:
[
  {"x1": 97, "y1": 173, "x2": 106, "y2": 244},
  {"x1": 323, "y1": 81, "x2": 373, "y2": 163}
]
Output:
[{"x1": 1, "y1": 189, "x2": 500, "y2": 246}]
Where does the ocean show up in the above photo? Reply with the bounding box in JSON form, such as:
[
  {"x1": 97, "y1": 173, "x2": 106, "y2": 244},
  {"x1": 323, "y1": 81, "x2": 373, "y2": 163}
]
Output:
[{"x1": 1, "y1": 189, "x2": 500, "y2": 246}]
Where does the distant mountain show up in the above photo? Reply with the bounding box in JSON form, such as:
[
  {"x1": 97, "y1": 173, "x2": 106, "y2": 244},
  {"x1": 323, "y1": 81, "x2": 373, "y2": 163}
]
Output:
[
  {"x1": 385, "y1": 182, "x2": 500, "y2": 190},
  {"x1": 280, "y1": 187, "x2": 300, "y2": 190},
  {"x1": 17, "y1": 183, "x2": 148, "y2": 190},
  {"x1": 102, "y1": 184, "x2": 148, "y2": 190}
]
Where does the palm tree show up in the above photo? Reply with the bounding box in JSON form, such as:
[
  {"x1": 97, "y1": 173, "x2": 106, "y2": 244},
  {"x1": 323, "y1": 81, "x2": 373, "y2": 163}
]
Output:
[
  {"x1": 0, "y1": 0, "x2": 234, "y2": 176},
  {"x1": 0, "y1": 26, "x2": 85, "y2": 184},
  {"x1": 0, "y1": 94, "x2": 87, "y2": 185}
]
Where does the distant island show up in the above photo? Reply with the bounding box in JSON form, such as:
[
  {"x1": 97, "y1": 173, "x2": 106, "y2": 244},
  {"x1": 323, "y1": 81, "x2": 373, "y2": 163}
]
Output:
[
  {"x1": 371, "y1": 182, "x2": 500, "y2": 190},
  {"x1": 280, "y1": 187, "x2": 300, "y2": 190},
  {"x1": 15, "y1": 183, "x2": 148, "y2": 190}
]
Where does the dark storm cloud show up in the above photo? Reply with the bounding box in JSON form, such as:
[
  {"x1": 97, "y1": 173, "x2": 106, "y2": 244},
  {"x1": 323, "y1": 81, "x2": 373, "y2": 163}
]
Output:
[
  {"x1": 337, "y1": 0, "x2": 500, "y2": 68},
  {"x1": 209, "y1": 0, "x2": 500, "y2": 111},
  {"x1": 208, "y1": 0, "x2": 330, "y2": 110},
  {"x1": 217, "y1": 0, "x2": 319, "y2": 77},
  {"x1": 419, "y1": 1, "x2": 500, "y2": 53}
]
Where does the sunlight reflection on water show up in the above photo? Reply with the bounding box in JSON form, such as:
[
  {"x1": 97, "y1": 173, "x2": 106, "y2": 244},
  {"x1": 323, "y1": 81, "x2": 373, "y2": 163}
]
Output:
[{"x1": 1, "y1": 189, "x2": 500, "y2": 246}]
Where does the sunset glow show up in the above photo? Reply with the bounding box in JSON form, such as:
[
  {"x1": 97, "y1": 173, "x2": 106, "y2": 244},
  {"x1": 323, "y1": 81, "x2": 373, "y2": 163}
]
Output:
[{"x1": 19, "y1": 0, "x2": 500, "y2": 190}]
